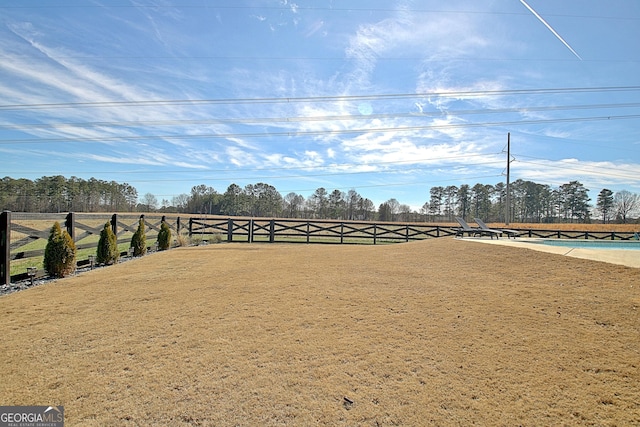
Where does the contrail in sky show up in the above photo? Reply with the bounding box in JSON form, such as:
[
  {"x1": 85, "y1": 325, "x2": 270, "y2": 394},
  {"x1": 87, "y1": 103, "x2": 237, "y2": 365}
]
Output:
[{"x1": 519, "y1": 0, "x2": 583, "y2": 60}]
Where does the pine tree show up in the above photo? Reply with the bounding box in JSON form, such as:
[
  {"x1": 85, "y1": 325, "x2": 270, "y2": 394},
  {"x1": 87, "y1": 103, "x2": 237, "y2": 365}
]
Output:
[
  {"x1": 596, "y1": 189, "x2": 614, "y2": 224},
  {"x1": 96, "y1": 222, "x2": 119, "y2": 265},
  {"x1": 43, "y1": 222, "x2": 77, "y2": 278},
  {"x1": 131, "y1": 218, "x2": 147, "y2": 256}
]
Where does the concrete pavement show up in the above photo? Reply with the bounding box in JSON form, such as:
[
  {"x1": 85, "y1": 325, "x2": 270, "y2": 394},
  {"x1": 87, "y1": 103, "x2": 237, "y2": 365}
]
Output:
[{"x1": 457, "y1": 237, "x2": 640, "y2": 269}]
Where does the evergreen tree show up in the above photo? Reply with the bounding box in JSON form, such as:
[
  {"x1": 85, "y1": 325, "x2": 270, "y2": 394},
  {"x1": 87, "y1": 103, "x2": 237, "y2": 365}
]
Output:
[
  {"x1": 429, "y1": 186, "x2": 444, "y2": 220},
  {"x1": 596, "y1": 189, "x2": 614, "y2": 223},
  {"x1": 96, "y1": 222, "x2": 119, "y2": 265},
  {"x1": 131, "y1": 218, "x2": 147, "y2": 256},
  {"x1": 559, "y1": 181, "x2": 591, "y2": 222},
  {"x1": 157, "y1": 221, "x2": 172, "y2": 250},
  {"x1": 378, "y1": 202, "x2": 392, "y2": 221},
  {"x1": 457, "y1": 184, "x2": 471, "y2": 220},
  {"x1": 43, "y1": 222, "x2": 76, "y2": 278}
]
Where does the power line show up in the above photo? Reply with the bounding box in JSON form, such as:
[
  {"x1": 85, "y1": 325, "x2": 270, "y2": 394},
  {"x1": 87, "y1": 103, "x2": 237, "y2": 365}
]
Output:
[
  {"x1": 2, "y1": 114, "x2": 639, "y2": 145},
  {"x1": 94, "y1": 160, "x2": 507, "y2": 185},
  {"x1": 2, "y1": 54, "x2": 639, "y2": 64},
  {"x1": 7, "y1": 156, "x2": 506, "y2": 187},
  {"x1": 2, "y1": 4, "x2": 638, "y2": 20},
  {"x1": 3, "y1": 102, "x2": 639, "y2": 131},
  {"x1": 9, "y1": 153, "x2": 499, "y2": 175},
  {"x1": 2, "y1": 86, "x2": 639, "y2": 111}
]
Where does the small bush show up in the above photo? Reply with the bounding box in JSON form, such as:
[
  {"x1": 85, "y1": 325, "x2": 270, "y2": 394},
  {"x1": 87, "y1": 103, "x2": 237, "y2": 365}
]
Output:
[
  {"x1": 96, "y1": 222, "x2": 119, "y2": 265},
  {"x1": 190, "y1": 234, "x2": 203, "y2": 246},
  {"x1": 43, "y1": 222, "x2": 77, "y2": 278},
  {"x1": 191, "y1": 233, "x2": 223, "y2": 245},
  {"x1": 157, "y1": 221, "x2": 171, "y2": 250},
  {"x1": 175, "y1": 229, "x2": 190, "y2": 247},
  {"x1": 131, "y1": 218, "x2": 147, "y2": 256}
]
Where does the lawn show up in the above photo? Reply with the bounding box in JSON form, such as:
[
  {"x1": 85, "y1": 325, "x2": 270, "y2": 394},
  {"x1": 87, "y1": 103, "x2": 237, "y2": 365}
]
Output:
[{"x1": 1, "y1": 238, "x2": 639, "y2": 425}]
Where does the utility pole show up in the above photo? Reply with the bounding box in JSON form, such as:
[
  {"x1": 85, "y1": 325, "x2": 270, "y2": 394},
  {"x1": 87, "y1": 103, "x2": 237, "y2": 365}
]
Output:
[{"x1": 505, "y1": 132, "x2": 511, "y2": 225}]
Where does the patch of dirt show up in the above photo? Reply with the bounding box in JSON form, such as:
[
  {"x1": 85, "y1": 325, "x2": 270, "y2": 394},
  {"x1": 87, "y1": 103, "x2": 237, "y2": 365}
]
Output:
[{"x1": 1, "y1": 238, "x2": 639, "y2": 426}]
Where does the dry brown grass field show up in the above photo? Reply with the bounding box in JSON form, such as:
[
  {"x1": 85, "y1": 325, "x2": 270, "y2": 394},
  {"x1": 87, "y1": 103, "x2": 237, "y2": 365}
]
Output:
[{"x1": 1, "y1": 238, "x2": 639, "y2": 426}]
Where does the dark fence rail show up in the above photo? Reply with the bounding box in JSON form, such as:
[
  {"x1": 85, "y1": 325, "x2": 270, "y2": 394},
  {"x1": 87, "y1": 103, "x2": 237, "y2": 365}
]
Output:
[
  {"x1": 187, "y1": 217, "x2": 459, "y2": 244},
  {"x1": 2, "y1": 211, "x2": 639, "y2": 286}
]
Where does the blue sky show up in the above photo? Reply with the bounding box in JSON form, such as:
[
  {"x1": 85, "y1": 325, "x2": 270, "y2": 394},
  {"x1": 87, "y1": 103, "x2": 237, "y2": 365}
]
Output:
[{"x1": 1, "y1": 0, "x2": 639, "y2": 210}]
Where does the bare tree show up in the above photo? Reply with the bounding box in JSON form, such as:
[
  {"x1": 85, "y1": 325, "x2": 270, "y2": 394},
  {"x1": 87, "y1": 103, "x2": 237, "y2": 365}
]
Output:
[
  {"x1": 140, "y1": 193, "x2": 158, "y2": 212},
  {"x1": 386, "y1": 198, "x2": 400, "y2": 221},
  {"x1": 172, "y1": 193, "x2": 190, "y2": 212},
  {"x1": 614, "y1": 190, "x2": 639, "y2": 223},
  {"x1": 397, "y1": 204, "x2": 413, "y2": 222},
  {"x1": 283, "y1": 192, "x2": 305, "y2": 218}
]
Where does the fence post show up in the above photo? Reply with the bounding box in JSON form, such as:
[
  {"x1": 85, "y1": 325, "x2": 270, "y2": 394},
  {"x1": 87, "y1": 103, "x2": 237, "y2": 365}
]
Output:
[
  {"x1": 176, "y1": 217, "x2": 181, "y2": 235},
  {"x1": 65, "y1": 212, "x2": 76, "y2": 242},
  {"x1": 269, "y1": 219, "x2": 275, "y2": 243},
  {"x1": 227, "y1": 218, "x2": 233, "y2": 242},
  {"x1": 249, "y1": 219, "x2": 253, "y2": 243},
  {"x1": 111, "y1": 214, "x2": 118, "y2": 237},
  {"x1": 1, "y1": 211, "x2": 10, "y2": 286},
  {"x1": 340, "y1": 223, "x2": 344, "y2": 244},
  {"x1": 188, "y1": 218, "x2": 193, "y2": 238},
  {"x1": 373, "y1": 223, "x2": 377, "y2": 245},
  {"x1": 306, "y1": 221, "x2": 310, "y2": 244},
  {"x1": 406, "y1": 225, "x2": 409, "y2": 242}
]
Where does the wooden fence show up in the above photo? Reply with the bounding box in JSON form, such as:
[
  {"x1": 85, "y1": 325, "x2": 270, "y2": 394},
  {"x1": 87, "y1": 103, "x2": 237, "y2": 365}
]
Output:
[
  {"x1": 187, "y1": 217, "x2": 458, "y2": 244},
  {"x1": 2, "y1": 212, "x2": 184, "y2": 285},
  {"x1": 2, "y1": 211, "x2": 639, "y2": 286}
]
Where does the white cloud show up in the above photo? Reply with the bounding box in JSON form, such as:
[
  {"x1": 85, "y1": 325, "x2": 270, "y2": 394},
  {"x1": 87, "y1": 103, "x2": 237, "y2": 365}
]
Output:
[
  {"x1": 513, "y1": 158, "x2": 640, "y2": 192},
  {"x1": 80, "y1": 153, "x2": 166, "y2": 165}
]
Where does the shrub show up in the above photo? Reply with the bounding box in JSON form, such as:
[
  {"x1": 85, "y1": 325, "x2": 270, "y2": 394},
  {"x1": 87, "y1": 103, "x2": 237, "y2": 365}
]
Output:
[
  {"x1": 96, "y1": 222, "x2": 119, "y2": 265},
  {"x1": 43, "y1": 221, "x2": 77, "y2": 278},
  {"x1": 175, "y1": 229, "x2": 190, "y2": 247},
  {"x1": 131, "y1": 218, "x2": 147, "y2": 256},
  {"x1": 157, "y1": 221, "x2": 171, "y2": 250},
  {"x1": 191, "y1": 233, "x2": 223, "y2": 246},
  {"x1": 190, "y1": 234, "x2": 203, "y2": 246}
]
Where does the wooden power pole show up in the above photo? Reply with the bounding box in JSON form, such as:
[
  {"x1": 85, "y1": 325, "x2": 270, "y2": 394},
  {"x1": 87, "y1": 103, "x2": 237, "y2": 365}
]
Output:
[{"x1": 505, "y1": 133, "x2": 511, "y2": 225}]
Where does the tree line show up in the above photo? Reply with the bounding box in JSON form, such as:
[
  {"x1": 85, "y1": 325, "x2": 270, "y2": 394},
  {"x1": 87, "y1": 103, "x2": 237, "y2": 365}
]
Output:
[
  {"x1": 423, "y1": 180, "x2": 638, "y2": 224},
  {"x1": 2, "y1": 175, "x2": 638, "y2": 223},
  {"x1": 0, "y1": 176, "x2": 138, "y2": 213}
]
